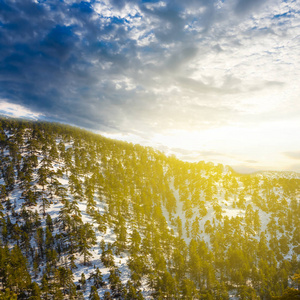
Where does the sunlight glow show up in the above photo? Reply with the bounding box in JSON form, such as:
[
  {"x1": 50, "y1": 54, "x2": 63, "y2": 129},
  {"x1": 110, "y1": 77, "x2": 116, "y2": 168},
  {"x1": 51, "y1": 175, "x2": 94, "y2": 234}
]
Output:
[{"x1": 103, "y1": 118, "x2": 300, "y2": 173}]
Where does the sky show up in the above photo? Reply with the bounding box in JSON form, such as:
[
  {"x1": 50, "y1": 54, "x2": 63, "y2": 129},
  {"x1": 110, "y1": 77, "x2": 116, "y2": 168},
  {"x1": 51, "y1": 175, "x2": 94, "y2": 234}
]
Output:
[{"x1": 0, "y1": 0, "x2": 300, "y2": 173}]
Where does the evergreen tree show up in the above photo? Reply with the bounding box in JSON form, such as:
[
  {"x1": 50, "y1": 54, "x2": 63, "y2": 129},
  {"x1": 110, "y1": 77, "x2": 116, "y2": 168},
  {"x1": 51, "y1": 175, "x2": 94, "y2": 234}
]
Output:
[
  {"x1": 89, "y1": 286, "x2": 100, "y2": 300},
  {"x1": 89, "y1": 268, "x2": 105, "y2": 288}
]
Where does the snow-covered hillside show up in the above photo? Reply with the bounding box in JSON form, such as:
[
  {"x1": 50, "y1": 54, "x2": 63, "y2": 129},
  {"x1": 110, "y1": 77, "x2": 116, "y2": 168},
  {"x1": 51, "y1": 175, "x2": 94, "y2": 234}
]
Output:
[{"x1": 0, "y1": 118, "x2": 299, "y2": 299}]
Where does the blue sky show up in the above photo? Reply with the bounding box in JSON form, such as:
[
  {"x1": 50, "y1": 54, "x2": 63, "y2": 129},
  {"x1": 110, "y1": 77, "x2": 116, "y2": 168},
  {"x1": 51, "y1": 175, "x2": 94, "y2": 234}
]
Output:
[{"x1": 0, "y1": 0, "x2": 300, "y2": 172}]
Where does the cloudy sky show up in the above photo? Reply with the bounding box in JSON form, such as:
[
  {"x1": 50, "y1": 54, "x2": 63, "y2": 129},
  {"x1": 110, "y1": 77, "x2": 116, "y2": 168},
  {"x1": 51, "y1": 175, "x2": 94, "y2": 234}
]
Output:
[{"x1": 0, "y1": 0, "x2": 300, "y2": 172}]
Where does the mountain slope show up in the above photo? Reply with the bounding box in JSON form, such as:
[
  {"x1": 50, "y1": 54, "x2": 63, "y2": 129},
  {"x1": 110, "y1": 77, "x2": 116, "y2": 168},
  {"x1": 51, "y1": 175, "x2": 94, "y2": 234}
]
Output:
[{"x1": 0, "y1": 117, "x2": 300, "y2": 299}]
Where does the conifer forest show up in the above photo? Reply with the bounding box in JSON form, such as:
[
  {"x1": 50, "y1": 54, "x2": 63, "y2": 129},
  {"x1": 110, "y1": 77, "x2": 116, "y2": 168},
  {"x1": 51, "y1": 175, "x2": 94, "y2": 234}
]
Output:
[{"x1": 0, "y1": 118, "x2": 299, "y2": 299}]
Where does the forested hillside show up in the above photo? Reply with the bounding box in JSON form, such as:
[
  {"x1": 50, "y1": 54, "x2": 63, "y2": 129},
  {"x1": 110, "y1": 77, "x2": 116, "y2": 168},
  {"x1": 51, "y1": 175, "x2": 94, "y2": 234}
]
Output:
[{"x1": 0, "y1": 118, "x2": 300, "y2": 299}]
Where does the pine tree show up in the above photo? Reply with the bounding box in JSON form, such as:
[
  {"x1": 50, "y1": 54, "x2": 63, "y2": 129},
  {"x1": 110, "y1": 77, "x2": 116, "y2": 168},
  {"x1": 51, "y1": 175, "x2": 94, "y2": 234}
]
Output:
[
  {"x1": 77, "y1": 223, "x2": 97, "y2": 265},
  {"x1": 89, "y1": 286, "x2": 100, "y2": 300},
  {"x1": 79, "y1": 273, "x2": 87, "y2": 290},
  {"x1": 0, "y1": 288, "x2": 17, "y2": 300},
  {"x1": 89, "y1": 268, "x2": 105, "y2": 288}
]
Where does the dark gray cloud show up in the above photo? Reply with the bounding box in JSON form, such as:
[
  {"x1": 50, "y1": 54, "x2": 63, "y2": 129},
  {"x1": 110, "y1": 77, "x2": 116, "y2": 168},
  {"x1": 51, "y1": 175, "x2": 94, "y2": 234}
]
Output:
[
  {"x1": 0, "y1": 0, "x2": 140, "y2": 130},
  {"x1": 0, "y1": 0, "x2": 298, "y2": 138},
  {"x1": 0, "y1": 0, "x2": 222, "y2": 132},
  {"x1": 235, "y1": 0, "x2": 270, "y2": 15}
]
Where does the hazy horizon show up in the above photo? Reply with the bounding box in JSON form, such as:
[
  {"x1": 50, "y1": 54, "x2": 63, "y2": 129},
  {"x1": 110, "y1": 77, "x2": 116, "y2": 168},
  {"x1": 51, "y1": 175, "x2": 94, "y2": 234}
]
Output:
[{"x1": 0, "y1": 0, "x2": 300, "y2": 173}]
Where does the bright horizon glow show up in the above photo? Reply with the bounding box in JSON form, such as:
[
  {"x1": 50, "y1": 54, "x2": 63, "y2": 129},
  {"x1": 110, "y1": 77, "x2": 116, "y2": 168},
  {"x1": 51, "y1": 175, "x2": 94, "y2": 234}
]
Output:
[
  {"x1": 1, "y1": 0, "x2": 300, "y2": 173},
  {"x1": 102, "y1": 119, "x2": 300, "y2": 173},
  {"x1": 1, "y1": 100, "x2": 300, "y2": 173}
]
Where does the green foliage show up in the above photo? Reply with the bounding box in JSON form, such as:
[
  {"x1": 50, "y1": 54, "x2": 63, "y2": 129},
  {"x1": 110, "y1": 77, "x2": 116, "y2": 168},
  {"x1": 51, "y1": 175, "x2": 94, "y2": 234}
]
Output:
[
  {"x1": 0, "y1": 288, "x2": 17, "y2": 299},
  {"x1": 89, "y1": 268, "x2": 105, "y2": 288},
  {"x1": 89, "y1": 285, "x2": 100, "y2": 300},
  {"x1": 0, "y1": 117, "x2": 300, "y2": 299}
]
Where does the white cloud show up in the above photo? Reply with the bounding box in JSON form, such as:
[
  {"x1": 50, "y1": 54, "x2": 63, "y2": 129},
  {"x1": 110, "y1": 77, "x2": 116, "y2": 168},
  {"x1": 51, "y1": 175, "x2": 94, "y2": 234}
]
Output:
[
  {"x1": 1, "y1": 0, "x2": 300, "y2": 171},
  {"x1": 0, "y1": 100, "x2": 44, "y2": 120}
]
